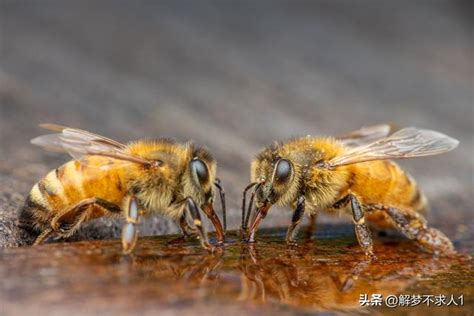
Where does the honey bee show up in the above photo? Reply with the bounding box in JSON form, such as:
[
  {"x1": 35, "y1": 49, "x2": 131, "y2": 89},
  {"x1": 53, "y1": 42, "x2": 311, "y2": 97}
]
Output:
[
  {"x1": 242, "y1": 125, "x2": 458, "y2": 256},
  {"x1": 19, "y1": 124, "x2": 226, "y2": 254}
]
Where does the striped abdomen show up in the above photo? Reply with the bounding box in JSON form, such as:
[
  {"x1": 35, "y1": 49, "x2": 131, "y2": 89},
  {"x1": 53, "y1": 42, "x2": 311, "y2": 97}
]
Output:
[
  {"x1": 19, "y1": 157, "x2": 128, "y2": 235},
  {"x1": 350, "y1": 160, "x2": 426, "y2": 210},
  {"x1": 348, "y1": 160, "x2": 427, "y2": 228}
]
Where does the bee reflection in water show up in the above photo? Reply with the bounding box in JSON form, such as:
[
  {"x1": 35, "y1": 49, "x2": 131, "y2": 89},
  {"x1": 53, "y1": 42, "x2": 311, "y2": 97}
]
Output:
[
  {"x1": 236, "y1": 241, "x2": 459, "y2": 311},
  {"x1": 117, "y1": 237, "x2": 458, "y2": 312}
]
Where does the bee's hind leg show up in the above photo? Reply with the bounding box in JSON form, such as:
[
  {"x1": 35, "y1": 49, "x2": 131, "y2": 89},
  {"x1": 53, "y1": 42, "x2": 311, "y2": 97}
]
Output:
[
  {"x1": 51, "y1": 198, "x2": 122, "y2": 240},
  {"x1": 32, "y1": 228, "x2": 54, "y2": 245},
  {"x1": 50, "y1": 198, "x2": 100, "y2": 239},
  {"x1": 365, "y1": 204, "x2": 455, "y2": 255},
  {"x1": 286, "y1": 195, "x2": 305, "y2": 246}
]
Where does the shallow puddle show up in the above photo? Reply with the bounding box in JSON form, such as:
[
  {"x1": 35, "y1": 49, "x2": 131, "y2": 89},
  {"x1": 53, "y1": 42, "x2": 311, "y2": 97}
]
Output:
[{"x1": 1, "y1": 225, "x2": 472, "y2": 315}]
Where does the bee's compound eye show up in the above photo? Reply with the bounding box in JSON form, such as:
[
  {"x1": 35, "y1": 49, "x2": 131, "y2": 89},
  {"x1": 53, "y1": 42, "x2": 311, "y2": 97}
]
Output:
[
  {"x1": 191, "y1": 158, "x2": 209, "y2": 185},
  {"x1": 274, "y1": 159, "x2": 292, "y2": 184}
]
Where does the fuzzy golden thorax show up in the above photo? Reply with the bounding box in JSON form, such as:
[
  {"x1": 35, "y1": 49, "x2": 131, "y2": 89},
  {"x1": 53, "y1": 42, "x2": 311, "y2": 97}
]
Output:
[
  {"x1": 123, "y1": 139, "x2": 216, "y2": 218},
  {"x1": 250, "y1": 136, "x2": 350, "y2": 210}
]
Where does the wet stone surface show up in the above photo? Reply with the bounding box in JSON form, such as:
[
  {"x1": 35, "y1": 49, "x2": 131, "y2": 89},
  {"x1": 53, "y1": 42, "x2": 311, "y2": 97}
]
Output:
[{"x1": 1, "y1": 226, "x2": 472, "y2": 316}]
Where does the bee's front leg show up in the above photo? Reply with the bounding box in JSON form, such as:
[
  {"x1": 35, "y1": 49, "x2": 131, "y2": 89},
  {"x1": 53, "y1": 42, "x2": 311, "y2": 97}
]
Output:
[
  {"x1": 201, "y1": 203, "x2": 226, "y2": 245},
  {"x1": 285, "y1": 195, "x2": 305, "y2": 246},
  {"x1": 121, "y1": 196, "x2": 141, "y2": 255}
]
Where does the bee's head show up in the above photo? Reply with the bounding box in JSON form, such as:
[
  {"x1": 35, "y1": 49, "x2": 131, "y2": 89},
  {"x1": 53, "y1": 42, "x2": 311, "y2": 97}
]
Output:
[
  {"x1": 182, "y1": 146, "x2": 226, "y2": 241},
  {"x1": 249, "y1": 146, "x2": 301, "y2": 210},
  {"x1": 242, "y1": 147, "x2": 301, "y2": 239},
  {"x1": 183, "y1": 147, "x2": 216, "y2": 207},
  {"x1": 254, "y1": 158, "x2": 294, "y2": 205}
]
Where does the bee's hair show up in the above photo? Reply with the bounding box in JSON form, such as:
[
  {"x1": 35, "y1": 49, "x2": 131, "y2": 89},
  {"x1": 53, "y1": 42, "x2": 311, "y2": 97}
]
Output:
[
  {"x1": 127, "y1": 137, "x2": 177, "y2": 146},
  {"x1": 191, "y1": 145, "x2": 215, "y2": 163}
]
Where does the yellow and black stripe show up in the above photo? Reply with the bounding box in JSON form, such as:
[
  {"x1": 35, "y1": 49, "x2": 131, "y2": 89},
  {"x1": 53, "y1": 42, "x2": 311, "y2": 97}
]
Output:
[{"x1": 19, "y1": 157, "x2": 127, "y2": 238}]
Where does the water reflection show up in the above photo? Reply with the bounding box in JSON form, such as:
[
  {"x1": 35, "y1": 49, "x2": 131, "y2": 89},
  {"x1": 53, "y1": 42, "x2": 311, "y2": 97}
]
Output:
[
  {"x1": 3, "y1": 231, "x2": 469, "y2": 315},
  {"x1": 114, "y1": 235, "x2": 461, "y2": 312},
  {"x1": 235, "y1": 243, "x2": 454, "y2": 312}
]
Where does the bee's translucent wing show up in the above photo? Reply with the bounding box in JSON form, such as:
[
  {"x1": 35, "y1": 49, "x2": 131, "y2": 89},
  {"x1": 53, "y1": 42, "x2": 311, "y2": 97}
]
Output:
[
  {"x1": 29, "y1": 133, "x2": 67, "y2": 154},
  {"x1": 31, "y1": 124, "x2": 154, "y2": 166},
  {"x1": 328, "y1": 127, "x2": 459, "y2": 167},
  {"x1": 337, "y1": 124, "x2": 392, "y2": 147},
  {"x1": 40, "y1": 123, "x2": 126, "y2": 149}
]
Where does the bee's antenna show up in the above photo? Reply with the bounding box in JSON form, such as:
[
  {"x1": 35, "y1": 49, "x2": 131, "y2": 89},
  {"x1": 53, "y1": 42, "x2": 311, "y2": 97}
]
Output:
[
  {"x1": 242, "y1": 182, "x2": 257, "y2": 230},
  {"x1": 214, "y1": 179, "x2": 226, "y2": 233}
]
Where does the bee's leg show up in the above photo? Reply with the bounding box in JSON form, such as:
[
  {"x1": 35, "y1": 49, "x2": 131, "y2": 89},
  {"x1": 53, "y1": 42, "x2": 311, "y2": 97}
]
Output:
[
  {"x1": 241, "y1": 182, "x2": 257, "y2": 233},
  {"x1": 330, "y1": 194, "x2": 352, "y2": 210},
  {"x1": 34, "y1": 198, "x2": 119, "y2": 245},
  {"x1": 350, "y1": 195, "x2": 374, "y2": 257},
  {"x1": 32, "y1": 228, "x2": 54, "y2": 245},
  {"x1": 365, "y1": 204, "x2": 455, "y2": 255},
  {"x1": 50, "y1": 197, "x2": 122, "y2": 240},
  {"x1": 285, "y1": 195, "x2": 305, "y2": 246},
  {"x1": 50, "y1": 198, "x2": 99, "y2": 238},
  {"x1": 167, "y1": 214, "x2": 196, "y2": 245},
  {"x1": 329, "y1": 194, "x2": 374, "y2": 256},
  {"x1": 201, "y1": 204, "x2": 226, "y2": 245},
  {"x1": 185, "y1": 197, "x2": 213, "y2": 252},
  {"x1": 121, "y1": 196, "x2": 140, "y2": 255},
  {"x1": 214, "y1": 180, "x2": 227, "y2": 233},
  {"x1": 179, "y1": 214, "x2": 197, "y2": 236}
]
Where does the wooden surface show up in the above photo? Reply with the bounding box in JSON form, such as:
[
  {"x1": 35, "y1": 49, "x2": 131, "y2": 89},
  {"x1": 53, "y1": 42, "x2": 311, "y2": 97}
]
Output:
[{"x1": 0, "y1": 1, "x2": 472, "y2": 248}]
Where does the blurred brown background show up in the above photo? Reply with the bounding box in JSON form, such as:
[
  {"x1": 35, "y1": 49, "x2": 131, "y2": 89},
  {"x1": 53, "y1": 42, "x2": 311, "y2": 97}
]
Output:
[{"x1": 0, "y1": 0, "x2": 472, "y2": 247}]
